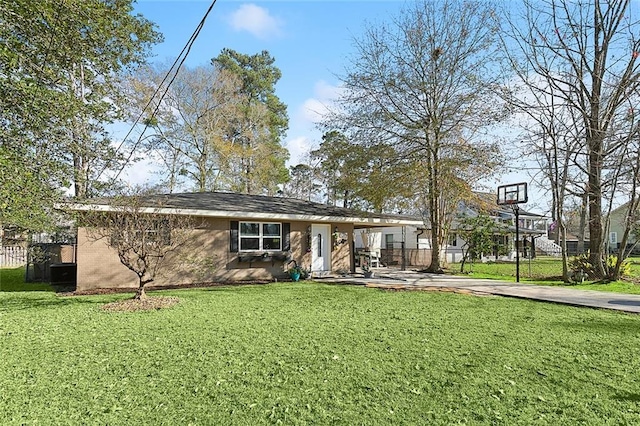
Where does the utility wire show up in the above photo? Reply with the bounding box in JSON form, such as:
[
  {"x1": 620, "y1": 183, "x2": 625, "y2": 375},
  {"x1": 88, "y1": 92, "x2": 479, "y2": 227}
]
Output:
[{"x1": 96, "y1": 0, "x2": 218, "y2": 185}]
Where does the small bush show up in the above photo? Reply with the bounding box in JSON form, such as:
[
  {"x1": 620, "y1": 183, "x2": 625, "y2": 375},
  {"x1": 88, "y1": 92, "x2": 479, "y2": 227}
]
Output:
[
  {"x1": 569, "y1": 253, "x2": 593, "y2": 279},
  {"x1": 606, "y1": 255, "x2": 632, "y2": 277}
]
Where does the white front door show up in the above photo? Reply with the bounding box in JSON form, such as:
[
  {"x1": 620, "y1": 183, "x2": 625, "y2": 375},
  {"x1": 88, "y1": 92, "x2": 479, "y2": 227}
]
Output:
[{"x1": 311, "y1": 224, "x2": 331, "y2": 275}]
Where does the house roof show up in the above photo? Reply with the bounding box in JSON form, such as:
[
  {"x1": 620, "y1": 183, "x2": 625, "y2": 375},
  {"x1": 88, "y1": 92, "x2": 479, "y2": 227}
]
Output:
[
  {"x1": 67, "y1": 191, "x2": 424, "y2": 228},
  {"x1": 465, "y1": 191, "x2": 548, "y2": 219}
]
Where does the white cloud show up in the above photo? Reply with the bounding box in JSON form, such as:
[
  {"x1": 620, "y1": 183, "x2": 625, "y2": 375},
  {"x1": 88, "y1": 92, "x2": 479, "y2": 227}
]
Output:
[
  {"x1": 228, "y1": 4, "x2": 283, "y2": 39},
  {"x1": 284, "y1": 136, "x2": 314, "y2": 166},
  {"x1": 314, "y1": 80, "x2": 343, "y2": 100},
  {"x1": 300, "y1": 98, "x2": 330, "y2": 123},
  {"x1": 297, "y1": 80, "x2": 343, "y2": 125},
  {"x1": 282, "y1": 80, "x2": 344, "y2": 166}
]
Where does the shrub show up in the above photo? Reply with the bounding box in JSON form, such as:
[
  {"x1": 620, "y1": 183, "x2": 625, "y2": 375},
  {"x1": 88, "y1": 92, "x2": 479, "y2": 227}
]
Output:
[
  {"x1": 606, "y1": 255, "x2": 632, "y2": 277},
  {"x1": 569, "y1": 253, "x2": 632, "y2": 281},
  {"x1": 569, "y1": 253, "x2": 592, "y2": 277}
]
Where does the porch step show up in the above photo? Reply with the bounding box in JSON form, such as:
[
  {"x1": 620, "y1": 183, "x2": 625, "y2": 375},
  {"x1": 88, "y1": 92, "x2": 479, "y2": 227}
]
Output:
[{"x1": 536, "y1": 236, "x2": 562, "y2": 257}]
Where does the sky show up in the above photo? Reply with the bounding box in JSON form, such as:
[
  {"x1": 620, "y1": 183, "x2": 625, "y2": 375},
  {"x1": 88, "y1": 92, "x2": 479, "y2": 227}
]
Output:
[{"x1": 131, "y1": 0, "x2": 403, "y2": 165}]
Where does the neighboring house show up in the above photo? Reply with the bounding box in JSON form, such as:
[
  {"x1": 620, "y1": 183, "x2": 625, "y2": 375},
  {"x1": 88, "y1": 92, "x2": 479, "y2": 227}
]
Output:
[
  {"x1": 355, "y1": 201, "x2": 550, "y2": 266},
  {"x1": 69, "y1": 192, "x2": 423, "y2": 292},
  {"x1": 608, "y1": 202, "x2": 640, "y2": 254},
  {"x1": 486, "y1": 206, "x2": 551, "y2": 260},
  {"x1": 557, "y1": 232, "x2": 589, "y2": 256}
]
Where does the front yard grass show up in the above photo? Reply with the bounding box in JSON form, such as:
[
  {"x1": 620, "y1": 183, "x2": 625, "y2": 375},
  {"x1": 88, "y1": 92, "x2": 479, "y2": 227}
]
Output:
[{"x1": 2, "y1": 282, "x2": 640, "y2": 424}]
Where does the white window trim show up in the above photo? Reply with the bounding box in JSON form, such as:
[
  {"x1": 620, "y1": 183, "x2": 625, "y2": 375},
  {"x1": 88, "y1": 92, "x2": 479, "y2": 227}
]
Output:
[{"x1": 239, "y1": 221, "x2": 282, "y2": 251}]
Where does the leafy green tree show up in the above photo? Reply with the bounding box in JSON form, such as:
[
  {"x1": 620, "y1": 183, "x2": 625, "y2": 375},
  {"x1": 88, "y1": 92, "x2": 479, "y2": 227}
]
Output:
[
  {"x1": 311, "y1": 131, "x2": 414, "y2": 212},
  {"x1": 0, "y1": 0, "x2": 161, "y2": 230},
  {"x1": 311, "y1": 131, "x2": 364, "y2": 207},
  {"x1": 212, "y1": 49, "x2": 289, "y2": 195},
  {"x1": 457, "y1": 214, "x2": 502, "y2": 273},
  {"x1": 282, "y1": 164, "x2": 322, "y2": 201},
  {"x1": 0, "y1": 146, "x2": 63, "y2": 231}
]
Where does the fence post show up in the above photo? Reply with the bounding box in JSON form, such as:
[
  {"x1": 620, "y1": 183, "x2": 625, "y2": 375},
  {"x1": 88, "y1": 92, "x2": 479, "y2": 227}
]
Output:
[{"x1": 401, "y1": 241, "x2": 406, "y2": 271}]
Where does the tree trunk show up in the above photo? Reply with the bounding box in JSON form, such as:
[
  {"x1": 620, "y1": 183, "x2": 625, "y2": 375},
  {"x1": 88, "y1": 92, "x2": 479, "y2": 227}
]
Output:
[
  {"x1": 560, "y1": 221, "x2": 570, "y2": 283},
  {"x1": 428, "y1": 192, "x2": 443, "y2": 273},
  {"x1": 587, "y1": 146, "x2": 605, "y2": 277},
  {"x1": 134, "y1": 283, "x2": 147, "y2": 300},
  {"x1": 73, "y1": 152, "x2": 86, "y2": 199},
  {"x1": 460, "y1": 250, "x2": 468, "y2": 273},
  {"x1": 577, "y1": 192, "x2": 587, "y2": 254}
]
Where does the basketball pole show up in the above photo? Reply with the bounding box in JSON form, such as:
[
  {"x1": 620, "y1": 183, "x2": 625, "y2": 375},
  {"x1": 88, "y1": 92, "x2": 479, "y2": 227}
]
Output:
[
  {"x1": 497, "y1": 182, "x2": 528, "y2": 284},
  {"x1": 515, "y1": 205, "x2": 520, "y2": 283}
]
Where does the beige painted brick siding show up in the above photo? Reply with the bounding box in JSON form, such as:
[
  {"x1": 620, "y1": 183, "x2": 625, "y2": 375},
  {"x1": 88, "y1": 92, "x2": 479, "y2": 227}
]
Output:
[{"x1": 76, "y1": 218, "x2": 355, "y2": 291}]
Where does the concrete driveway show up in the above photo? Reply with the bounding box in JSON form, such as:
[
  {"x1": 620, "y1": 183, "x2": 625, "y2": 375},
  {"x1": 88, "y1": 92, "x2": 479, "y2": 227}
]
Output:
[{"x1": 317, "y1": 269, "x2": 640, "y2": 314}]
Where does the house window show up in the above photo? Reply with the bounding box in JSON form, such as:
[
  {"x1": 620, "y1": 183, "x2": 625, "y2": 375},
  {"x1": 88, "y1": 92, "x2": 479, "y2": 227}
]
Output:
[
  {"x1": 239, "y1": 222, "x2": 281, "y2": 251},
  {"x1": 385, "y1": 234, "x2": 394, "y2": 249},
  {"x1": 610, "y1": 232, "x2": 618, "y2": 245},
  {"x1": 449, "y1": 233, "x2": 457, "y2": 247}
]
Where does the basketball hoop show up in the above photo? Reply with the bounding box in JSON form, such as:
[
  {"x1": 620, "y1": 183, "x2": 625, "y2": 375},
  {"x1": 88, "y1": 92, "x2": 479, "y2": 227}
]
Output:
[{"x1": 497, "y1": 182, "x2": 528, "y2": 205}]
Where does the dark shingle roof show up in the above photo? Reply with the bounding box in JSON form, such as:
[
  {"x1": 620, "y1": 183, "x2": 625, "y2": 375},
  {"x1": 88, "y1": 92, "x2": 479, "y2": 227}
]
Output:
[{"x1": 82, "y1": 191, "x2": 421, "y2": 224}]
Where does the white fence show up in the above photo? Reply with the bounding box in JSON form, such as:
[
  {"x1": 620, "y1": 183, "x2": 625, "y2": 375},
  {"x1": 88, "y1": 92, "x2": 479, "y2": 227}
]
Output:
[{"x1": 0, "y1": 246, "x2": 27, "y2": 268}]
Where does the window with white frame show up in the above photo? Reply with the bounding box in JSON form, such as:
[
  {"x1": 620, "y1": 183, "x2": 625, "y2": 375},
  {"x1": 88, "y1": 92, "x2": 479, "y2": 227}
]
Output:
[
  {"x1": 609, "y1": 232, "x2": 618, "y2": 245},
  {"x1": 239, "y1": 222, "x2": 282, "y2": 251}
]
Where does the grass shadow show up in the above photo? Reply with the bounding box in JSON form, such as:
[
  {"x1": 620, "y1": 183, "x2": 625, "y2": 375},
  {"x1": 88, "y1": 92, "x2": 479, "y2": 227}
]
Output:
[
  {"x1": 0, "y1": 293, "x2": 116, "y2": 312},
  {"x1": 554, "y1": 318, "x2": 640, "y2": 335},
  {"x1": 1, "y1": 267, "x2": 78, "y2": 293},
  {"x1": 613, "y1": 392, "x2": 640, "y2": 402}
]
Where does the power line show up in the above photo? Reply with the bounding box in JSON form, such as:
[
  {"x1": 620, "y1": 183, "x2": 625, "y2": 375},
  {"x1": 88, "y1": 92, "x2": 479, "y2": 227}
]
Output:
[{"x1": 95, "y1": 0, "x2": 218, "y2": 185}]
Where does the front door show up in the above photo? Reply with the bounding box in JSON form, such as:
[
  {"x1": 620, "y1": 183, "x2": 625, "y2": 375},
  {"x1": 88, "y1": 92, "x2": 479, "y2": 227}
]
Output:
[{"x1": 311, "y1": 224, "x2": 331, "y2": 275}]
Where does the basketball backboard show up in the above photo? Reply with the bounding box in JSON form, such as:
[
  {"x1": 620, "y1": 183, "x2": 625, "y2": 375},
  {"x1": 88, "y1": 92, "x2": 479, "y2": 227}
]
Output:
[{"x1": 497, "y1": 182, "x2": 528, "y2": 205}]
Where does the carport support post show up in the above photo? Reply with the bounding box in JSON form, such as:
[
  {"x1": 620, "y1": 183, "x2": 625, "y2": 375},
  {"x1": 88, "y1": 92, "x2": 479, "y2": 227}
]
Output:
[
  {"x1": 515, "y1": 206, "x2": 520, "y2": 283},
  {"x1": 401, "y1": 226, "x2": 406, "y2": 271}
]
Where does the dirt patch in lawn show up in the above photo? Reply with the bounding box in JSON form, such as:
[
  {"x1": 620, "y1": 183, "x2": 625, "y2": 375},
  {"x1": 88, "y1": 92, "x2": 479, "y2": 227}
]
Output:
[{"x1": 101, "y1": 296, "x2": 180, "y2": 312}]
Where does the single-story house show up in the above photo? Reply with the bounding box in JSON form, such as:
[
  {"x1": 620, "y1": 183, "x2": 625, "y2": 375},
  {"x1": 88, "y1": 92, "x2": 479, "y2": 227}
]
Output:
[{"x1": 69, "y1": 192, "x2": 423, "y2": 292}]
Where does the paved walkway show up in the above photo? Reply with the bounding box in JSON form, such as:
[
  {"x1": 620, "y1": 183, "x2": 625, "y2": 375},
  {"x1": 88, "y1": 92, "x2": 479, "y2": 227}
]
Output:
[{"x1": 316, "y1": 269, "x2": 640, "y2": 314}]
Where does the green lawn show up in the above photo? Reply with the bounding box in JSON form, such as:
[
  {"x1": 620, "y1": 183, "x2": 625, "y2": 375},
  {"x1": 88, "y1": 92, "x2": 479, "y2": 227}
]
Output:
[
  {"x1": 0, "y1": 267, "x2": 53, "y2": 292},
  {"x1": 1, "y1": 281, "x2": 640, "y2": 424},
  {"x1": 449, "y1": 257, "x2": 640, "y2": 294}
]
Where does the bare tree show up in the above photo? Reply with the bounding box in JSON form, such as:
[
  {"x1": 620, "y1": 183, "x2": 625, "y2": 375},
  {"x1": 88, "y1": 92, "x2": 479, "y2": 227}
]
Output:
[
  {"x1": 501, "y1": 0, "x2": 640, "y2": 277},
  {"x1": 79, "y1": 194, "x2": 196, "y2": 300},
  {"x1": 130, "y1": 63, "x2": 246, "y2": 192},
  {"x1": 323, "y1": 0, "x2": 506, "y2": 272},
  {"x1": 507, "y1": 75, "x2": 586, "y2": 281}
]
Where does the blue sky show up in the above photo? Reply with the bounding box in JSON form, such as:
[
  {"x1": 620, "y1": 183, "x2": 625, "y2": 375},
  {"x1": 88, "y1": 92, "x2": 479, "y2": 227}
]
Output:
[{"x1": 133, "y1": 0, "x2": 406, "y2": 165}]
